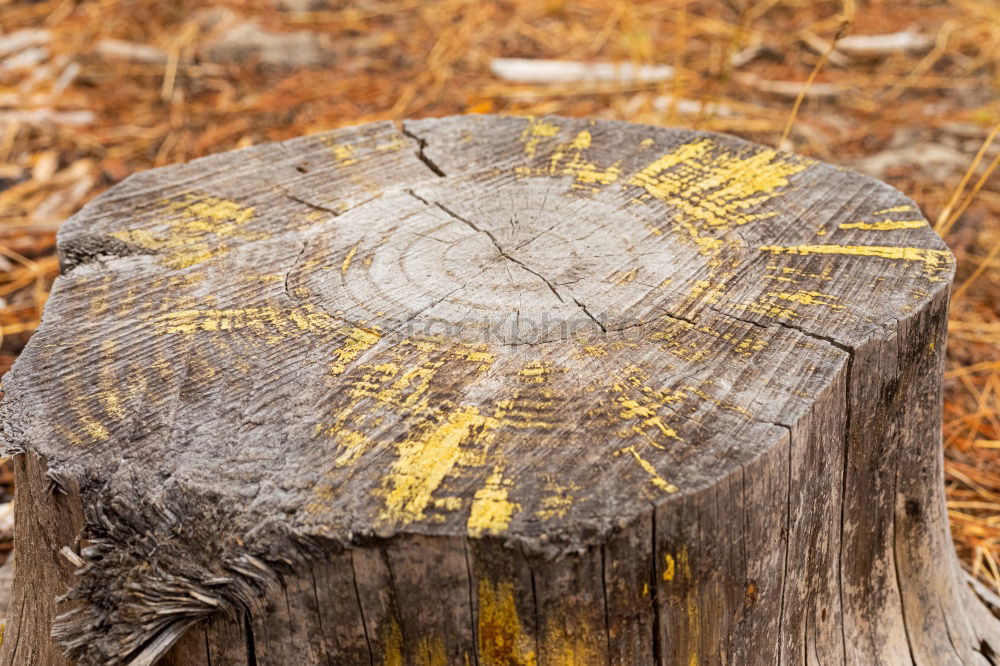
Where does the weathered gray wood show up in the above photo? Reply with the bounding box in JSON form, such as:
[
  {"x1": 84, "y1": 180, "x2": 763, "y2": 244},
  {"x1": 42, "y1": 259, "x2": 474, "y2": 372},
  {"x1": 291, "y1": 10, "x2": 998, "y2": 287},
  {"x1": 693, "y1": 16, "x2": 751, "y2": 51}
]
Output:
[{"x1": 0, "y1": 115, "x2": 996, "y2": 664}]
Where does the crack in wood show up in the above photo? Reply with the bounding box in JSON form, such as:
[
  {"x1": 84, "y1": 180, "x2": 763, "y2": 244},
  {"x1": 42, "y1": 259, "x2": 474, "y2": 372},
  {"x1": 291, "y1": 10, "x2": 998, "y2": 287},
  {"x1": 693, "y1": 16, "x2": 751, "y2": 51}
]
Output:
[{"x1": 400, "y1": 124, "x2": 446, "y2": 177}]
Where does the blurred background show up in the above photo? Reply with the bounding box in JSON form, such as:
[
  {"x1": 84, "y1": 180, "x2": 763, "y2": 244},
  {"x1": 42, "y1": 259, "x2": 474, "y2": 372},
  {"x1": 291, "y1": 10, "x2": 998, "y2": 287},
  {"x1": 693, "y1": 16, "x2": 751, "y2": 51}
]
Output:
[{"x1": 0, "y1": 0, "x2": 997, "y2": 594}]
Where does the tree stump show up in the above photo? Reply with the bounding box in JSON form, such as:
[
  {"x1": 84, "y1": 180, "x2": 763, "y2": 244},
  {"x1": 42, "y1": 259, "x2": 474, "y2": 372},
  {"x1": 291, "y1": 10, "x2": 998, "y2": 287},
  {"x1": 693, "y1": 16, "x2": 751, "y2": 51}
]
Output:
[{"x1": 1, "y1": 115, "x2": 997, "y2": 665}]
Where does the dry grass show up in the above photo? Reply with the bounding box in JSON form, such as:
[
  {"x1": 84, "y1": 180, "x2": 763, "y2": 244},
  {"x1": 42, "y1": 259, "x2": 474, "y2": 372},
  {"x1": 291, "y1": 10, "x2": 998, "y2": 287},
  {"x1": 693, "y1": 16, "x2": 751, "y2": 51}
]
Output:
[{"x1": 0, "y1": 0, "x2": 998, "y2": 583}]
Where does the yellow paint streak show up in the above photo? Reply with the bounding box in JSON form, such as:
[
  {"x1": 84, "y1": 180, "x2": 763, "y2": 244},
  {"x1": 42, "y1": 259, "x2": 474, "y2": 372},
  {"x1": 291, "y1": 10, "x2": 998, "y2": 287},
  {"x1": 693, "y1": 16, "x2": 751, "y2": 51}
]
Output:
[
  {"x1": 609, "y1": 372, "x2": 682, "y2": 443},
  {"x1": 873, "y1": 205, "x2": 913, "y2": 215},
  {"x1": 98, "y1": 340, "x2": 125, "y2": 420},
  {"x1": 331, "y1": 429, "x2": 374, "y2": 467},
  {"x1": 331, "y1": 326, "x2": 381, "y2": 376},
  {"x1": 517, "y1": 360, "x2": 554, "y2": 384},
  {"x1": 759, "y1": 243, "x2": 952, "y2": 279},
  {"x1": 620, "y1": 446, "x2": 678, "y2": 493},
  {"x1": 375, "y1": 134, "x2": 406, "y2": 153},
  {"x1": 542, "y1": 623, "x2": 602, "y2": 666},
  {"x1": 681, "y1": 547, "x2": 700, "y2": 666},
  {"x1": 629, "y1": 138, "x2": 808, "y2": 231},
  {"x1": 111, "y1": 195, "x2": 257, "y2": 269},
  {"x1": 330, "y1": 143, "x2": 358, "y2": 166},
  {"x1": 520, "y1": 118, "x2": 560, "y2": 157},
  {"x1": 341, "y1": 243, "x2": 359, "y2": 274},
  {"x1": 687, "y1": 279, "x2": 726, "y2": 305},
  {"x1": 611, "y1": 267, "x2": 638, "y2": 284},
  {"x1": 615, "y1": 396, "x2": 678, "y2": 439},
  {"x1": 157, "y1": 304, "x2": 335, "y2": 336},
  {"x1": 663, "y1": 554, "x2": 676, "y2": 581},
  {"x1": 243, "y1": 273, "x2": 284, "y2": 283},
  {"x1": 416, "y1": 637, "x2": 447, "y2": 666},
  {"x1": 681, "y1": 384, "x2": 754, "y2": 420},
  {"x1": 384, "y1": 617, "x2": 404, "y2": 666},
  {"x1": 517, "y1": 129, "x2": 620, "y2": 190},
  {"x1": 759, "y1": 243, "x2": 948, "y2": 262},
  {"x1": 477, "y1": 579, "x2": 537, "y2": 666},
  {"x1": 378, "y1": 405, "x2": 497, "y2": 527},
  {"x1": 769, "y1": 289, "x2": 845, "y2": 310},
  {"x1": 80, "y1": 415, "x2": 110, "y2": 442},
  {"x1": 468, "y1": 466, "x2": 519, "y2": 536},
  {"x1": 536, "y1": 479, "x2": 577, "y2": 521},
  {"x1": 839, "y1": 220, "x2": 926, "y2": 231}
]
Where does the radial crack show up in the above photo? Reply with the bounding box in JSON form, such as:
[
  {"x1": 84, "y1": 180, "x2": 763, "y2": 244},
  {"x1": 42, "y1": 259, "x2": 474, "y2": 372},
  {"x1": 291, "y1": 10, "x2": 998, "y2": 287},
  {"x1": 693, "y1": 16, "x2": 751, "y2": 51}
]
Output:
[
  {"x1": 434, "y1": 201, "x2": 571, "y2": 301},
  {"x1": 400, "y1": 125, "x2": 446, "y2": 177},
  {"x1": 279, "y1": 191, "x2": 342, "y2": 217},
  {"x1": 573, "y1": 297, "x2": 607, "y2": 333}
]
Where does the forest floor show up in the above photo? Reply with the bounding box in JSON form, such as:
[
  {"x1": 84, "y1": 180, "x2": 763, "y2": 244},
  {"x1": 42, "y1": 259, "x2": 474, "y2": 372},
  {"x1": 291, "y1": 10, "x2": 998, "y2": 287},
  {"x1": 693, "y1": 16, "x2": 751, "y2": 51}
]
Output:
[{"x1": 0, "y1": 0, "x2": 998, "y2": 588}]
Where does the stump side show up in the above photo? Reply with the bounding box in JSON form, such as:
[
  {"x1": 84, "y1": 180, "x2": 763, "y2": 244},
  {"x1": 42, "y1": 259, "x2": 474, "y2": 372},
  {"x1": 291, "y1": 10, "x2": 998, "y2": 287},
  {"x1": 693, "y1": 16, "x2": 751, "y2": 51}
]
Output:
[{"x1": 0, "y1": 115, "x2": 995, "y2": 664}]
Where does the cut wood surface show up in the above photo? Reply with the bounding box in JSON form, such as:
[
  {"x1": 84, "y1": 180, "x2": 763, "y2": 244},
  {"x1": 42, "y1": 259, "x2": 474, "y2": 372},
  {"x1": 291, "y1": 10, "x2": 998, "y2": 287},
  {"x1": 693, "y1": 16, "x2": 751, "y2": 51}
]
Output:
[{"x1": 0, "y1": 115, "x2": 996, "y2": 665}]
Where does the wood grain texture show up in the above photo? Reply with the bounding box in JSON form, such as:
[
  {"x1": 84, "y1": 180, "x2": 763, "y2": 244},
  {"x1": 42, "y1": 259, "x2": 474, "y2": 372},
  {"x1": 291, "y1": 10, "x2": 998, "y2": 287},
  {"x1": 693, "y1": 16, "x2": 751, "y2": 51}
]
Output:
[{"x1": 0, "y1": 115, "x2": 995, "y2": 664}]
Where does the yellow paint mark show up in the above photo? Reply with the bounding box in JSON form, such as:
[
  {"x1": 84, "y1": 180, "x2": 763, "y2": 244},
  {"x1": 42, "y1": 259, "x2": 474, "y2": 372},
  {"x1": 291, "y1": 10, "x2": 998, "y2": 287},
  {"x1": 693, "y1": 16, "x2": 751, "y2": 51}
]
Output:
[
  {"x1": 839, "y1": 220, "x2": 926, "y2": 231},
  {"x1": 629, "y1": 138, "x2": 808, "y2": 232},
  {"x1": 687, "y1": 279, "x2": 726, "y2": 305},
  {"x1": 80, "y1": 415, "x2": 110, "y2": 442},
  {"x1": 682, "y1": 384, "x2": 754, "y2": 420},
  {"x1": 375, "y1": 134, "x2": 407, "y2": 153},
  {"x1": 615, "y1": 396, "x2": 678, "y2": 439},
  {"x1": 157, "y1": 304, "x2": 334, "y2": 337},
  {"x1": 663, "y1": 553, "x2": 676, "y2": 581},
  {"x1": 468, "y1": 465, "x2": 520, "y2": 536},
  {"x1": 87, "y1": 276, "x2": 112, "y2": 317},
  {"x1": 98, "y1": 340, "x2": 126, "y2": 420},
  {"x1": 639, "y1": 138, "x2": 654, "y2": 149},
  {"x1": 517, "y1": 360, "x2": 555, "y2": 384},
  {"x1": 492, "y1": 392, "x2": 555, "y2": 430},
  {"x1": 516, "y1": 128, "x2": 620, "y2": 190},
  {"x1": 330, "y1": 429, "x2": 374, "y2": 467},
  {"x1": 243, "y1": 273, "x2": 284, "y2": 283},
  {"x1": 331, "y1": 326, "x2": 381, "y2": 375},
  {"x1": 157, "y1": 304, "x2": 382, "y2": 367},
  {"x1": 582, "y1": 345, "x2": 607, "y2": 358},
  {"x1": 609, "y1": 373, "x2": 682, "y2": 443},
  {"x1": 568, "y1": 129, "x2": 591, "y2": 150},
  {"x1": 520, "y1": 117, "x2": 560, "y2": 157},
  {"x1": 111, "y1": 195, "x2": 258, "y2": 269},
  {"x1": 611, "y1": 267, "x2": 638, "y2": 285},
  {"x1": 478, "y1": 579, "x2": 537, "y2": 665},
  {"x1": 873, "y1": 205, "x2": 913, "y2": 215},
  {"x1": 378, "y1": 405, "x2": 498, "y2": 527},
  {"x1": 433, "y1": 496, "x2": 464, "y2": 511},
  {"x1": 759, "y1": 243, "x2": 947, "y2": 262},
  {"x1": 683, "y1": 547, "x2": 700, "y2": 666},
  {"x1": 763, "y1": 263, "x2": 834, "y2": 284},
  {"x1": 330, "y1": 143, "x2": 358, "y2": 166},
  {"x1": 619, "y1": 446, "x2": 678, "y2": 493},
  {"x1": 769, "y1": 289, "x2": 845, "y2": 310},
  {"x1": 536, "y1": 479, "x2": 577, "y2": 521},
  {"x1": 384, "y1": 617, "x2": 404, "y2": 666},
  {"x1": 416, "y1": 636, "x2": 447, "y2": 666},
  {"x1": 759, "y1": 243, "x2": 951, "y2": 279},
  {"x1": 341, "y1": 243, "x2": 359, "y2": 274},
  {"x1": 542, "y1": 623, "x2": 602, "y2": 666}
]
